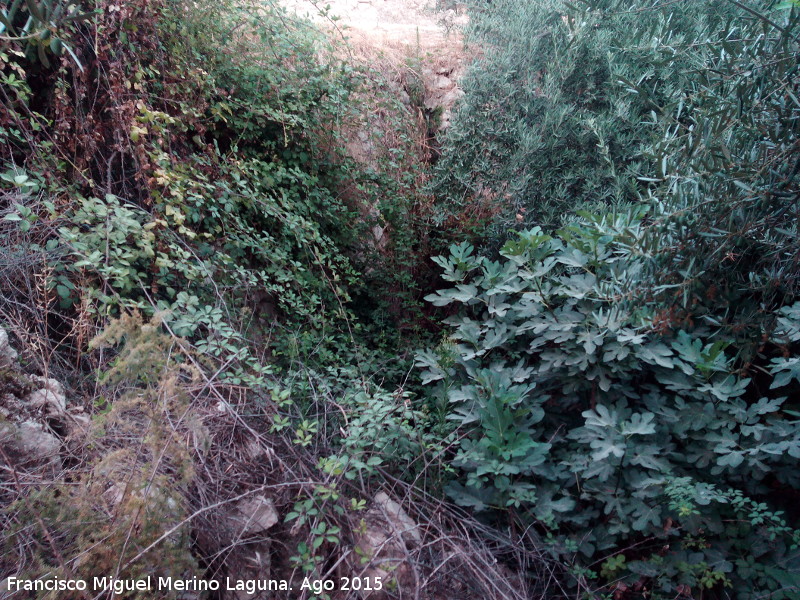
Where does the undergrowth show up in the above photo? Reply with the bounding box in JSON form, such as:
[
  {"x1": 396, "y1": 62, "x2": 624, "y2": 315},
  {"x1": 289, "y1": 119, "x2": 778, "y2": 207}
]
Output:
[
  {"x1": 0, "y1": 0, "x2": 504, "y2": 597},
  {"x1": 3, "y1": 0, "x2": 798, "y2": 599}
]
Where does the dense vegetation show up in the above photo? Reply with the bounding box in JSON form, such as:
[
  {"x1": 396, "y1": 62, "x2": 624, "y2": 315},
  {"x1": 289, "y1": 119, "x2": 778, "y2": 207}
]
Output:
[
  {"x1": 1, "y1": 0, "x2": 458, "y2": 594},
  {"x1": 425, "y1": 0, "x2": 800, "y2": 597},
  {"x1": 1, "y1": 0, "x2": 799, "y2": 598}
]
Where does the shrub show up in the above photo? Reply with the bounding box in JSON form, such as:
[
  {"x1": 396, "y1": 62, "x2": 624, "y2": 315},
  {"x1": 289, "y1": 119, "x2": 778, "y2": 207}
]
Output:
[
  {"x1": 1, "y1": 314, "x2": 201, "y2": 596},
  {"x1": 0, "y1": 0, "x2": 93, "y2": 69},
  {"x1": 421, "y1": 1, "x2": 800, "y2": 596},
  {"x1": 1, "y1": 0, "x2": 379, "y2": 380},
  {"x1": 433, "y1": 0, "x2": 770, "y2": 235},
  {"x1": 419, "y1": 220, "x2": 800, "y2": 597}
]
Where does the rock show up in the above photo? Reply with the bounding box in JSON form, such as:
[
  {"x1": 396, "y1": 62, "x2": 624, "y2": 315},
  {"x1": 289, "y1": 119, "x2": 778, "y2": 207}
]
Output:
[
  {"x1": 31, "y1": 376, "x2": 65, "y2": 397},
  {"x1": 203, "y1": 495, "x2": 279, "y2": 599},
  {"x1": 243, "y1": 438, "x2": 271, "y2": 460},
  {"x1": 434, "y1": 75, "x2": 453, "y2": 90},
  {"x1": 229, "y1": 547, "x2": 273, "y2": 600},
  {"x1": 374, "y1": 492, "x2": 421, "y2": 546},
  {"x1": 440, "y1": 108, "x2": 453, "y2": 130},
  {"x1": 1, "y1": 576, "x2": 18, "y2": 594},
  {"x1": 441, "y1": 86, "x2": 465, "y2": 106},
  {"x1": 0, "y1": 420, "x2": 61, "y2": 471},
  {"x1": 352, "y1": 492, "x2": 420, "y2": 598},
  {"x1": 226, "y1": 495, "x2": 278, "y2": 537},
  {"x1": 26, "y1": 388, "x2": 67, "y2": 414},
  {"x1": 21, "y1": 379, "x2": 90, "y2": 439},
  {"x1": 371, "y1": 225, "x2": 387, "y2": 250},
  {"x1": 0, "y1": 327, "x2": 17, "y2": 367},
  {"x1": 104, "y1": 483, "x2": 127, "y2": 508},
  {"x1": 64, "y1": 409, "x2": 92, "y2": 438},
  {"x1": 17, "y1": 420, "x2": 61, "y2": 464}
]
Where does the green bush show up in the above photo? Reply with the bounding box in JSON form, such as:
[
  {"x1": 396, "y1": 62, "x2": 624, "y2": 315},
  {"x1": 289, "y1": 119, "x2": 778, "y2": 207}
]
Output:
[
  {"x1": 639, "y1": 1, "x2": 800, "y2": 361},
  {"x1": 1, "y1": 0, "x2": 376, "y2": 374},
  {"x1": 419, "y1": 220, "x2": 800, "y2": 597},
  {"x1": 433, "y1": 0, "x2": 771, "y2": 235},
  {"x1": 0, "y1": 0, "x2": 93, "y2": 69},
  {"x1": 422, "y1": 0, "x2": 800, "y2": 597}
]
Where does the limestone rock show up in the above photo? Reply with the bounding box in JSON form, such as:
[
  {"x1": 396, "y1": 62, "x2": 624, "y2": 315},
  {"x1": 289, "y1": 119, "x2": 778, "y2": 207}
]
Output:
[
  {"x1": 0, "y1": 419, "x2": 61, "y2": 471},
  {"x1": 206, "y1": 495, "x2": 279, "y2": 599},
  {"x1": 26, "y1": 387, "x2": 67, "y2": 414},
  {"x1": 31, "y1": 376, "x2": 65, "y2": 397},
  {"x1": 374, "y1": 491, "x2": 421, "y2": 546},
  {"x1": 1, "y1": 576, "x2": 18, "y2": 595},
  {"x1": 434, "y1": 75, "x2": 453, "y2": 90},
  {"x1": 104, "y1": 483, "x2": 127, "y2": 508},
  {"x1": 0, "y1": 327, "x2": 17, "y2": 367},
  {"x1": 441, "y1": 86, "x2": 465, "y2": 106},
  {"x1": 353, "y1": 492, "x2": 421, "y2": 598},
  {"x1": 226, "y1": 495, "x2": 279, "y2": 537},
  {"x1": 64, "y1": 409, "x2": 92, "y2": 438}
]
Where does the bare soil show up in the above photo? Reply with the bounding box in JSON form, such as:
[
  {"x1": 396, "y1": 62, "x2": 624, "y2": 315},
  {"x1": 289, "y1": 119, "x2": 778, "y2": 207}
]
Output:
[
  {"x1": 280, "y1": 0, "x2": 466, "y2": 47},
  {"x1": 279, "y1": 0, "x2": 470, "y2": 129}
]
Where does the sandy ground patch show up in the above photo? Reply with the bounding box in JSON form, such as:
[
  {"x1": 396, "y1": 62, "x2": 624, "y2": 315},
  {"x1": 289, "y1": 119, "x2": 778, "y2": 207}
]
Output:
[
  {"x1": 279, "y1": 0, "x2": 470, "y2": 126},
  {"x1": 279, "y1": 0, "x2": 467, "y2": 48}
]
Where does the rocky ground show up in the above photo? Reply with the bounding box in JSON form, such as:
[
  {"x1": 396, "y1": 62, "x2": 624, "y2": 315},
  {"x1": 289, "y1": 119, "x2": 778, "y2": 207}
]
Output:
[{"x1": 0, "y1": 326, "x2": 90, "y2": 479}]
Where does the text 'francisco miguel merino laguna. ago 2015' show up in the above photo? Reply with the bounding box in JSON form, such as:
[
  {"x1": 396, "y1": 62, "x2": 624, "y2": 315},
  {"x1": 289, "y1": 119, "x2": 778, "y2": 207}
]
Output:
[{"x1": 5, "y1": 575, "x2": 385, "y2": 595}]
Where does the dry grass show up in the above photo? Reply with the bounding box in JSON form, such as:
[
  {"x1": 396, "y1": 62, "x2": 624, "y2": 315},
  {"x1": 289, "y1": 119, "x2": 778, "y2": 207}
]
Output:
[{"x1": 0, "y1": 305, "x2": 571, "y2": 598}]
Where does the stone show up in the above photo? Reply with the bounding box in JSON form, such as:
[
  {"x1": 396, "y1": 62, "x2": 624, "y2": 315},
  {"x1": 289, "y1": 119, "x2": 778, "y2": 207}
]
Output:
[
  {"x1": 434, "y1": 75, "x2": 453, "y2": 90},
  {"x1": 26, "y1": 388, "x2": 67, "y2": 414},
  {"x1": 0, "y1": 327, "x2": 17, "y2": 367},
  {"x1": 374, "y1": 492, "x2": 420, "y2": 546},
  {"x1": 104, "y1": 483, "x2": 127, "y2": 508},
  {"x1": 226, "y1": 496, "x2": 279, "y2": 537},
  {"x1": 440, "y1": 109, "x2": 453, "y2": 130},
  {"x1": 441, "y1": 86, "x2": 465, "y2": 106},
  {"x1": 1, "y1": 576, "x2": 18, "y2": 594},
  {"x1": 372, "y1": 225, "x2": 387, "y2": 249},
  {"x1": 0, "y1": 420, "x2": 61, "y2": 471},
  {"x1": 18, "y1": 420, "x2": 62, "y2": 460},
  {"x1": 352, "y1": 492, "x2": 421, "y2": 598},
  {"x1": 65, "y1": 409, "x2": 92, "y2": 437},
  {"x1": 210, "y1": 496, "x2": 278, "y2": 599},
  {"x1": 31, "y1": 376, "x2": 65, "y2": 397}
]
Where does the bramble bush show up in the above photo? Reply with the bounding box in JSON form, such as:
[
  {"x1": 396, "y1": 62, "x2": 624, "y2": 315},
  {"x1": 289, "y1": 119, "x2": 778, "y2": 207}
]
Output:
[
  {"x1": 1, "y1": 0, "x2": 374, "y2": 377},
  {"x1": 1, "y1": 0, "x2": 453, "y2": 586}
]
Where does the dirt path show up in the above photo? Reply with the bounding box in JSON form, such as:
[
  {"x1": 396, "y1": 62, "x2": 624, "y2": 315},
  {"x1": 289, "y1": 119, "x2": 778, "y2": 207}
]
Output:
[
  {"x1": 280, "y1": 0, "x2": 470, "y2": 129},
  {"x1": 280, "y1": 0, "x2": 466, "y2": 46}
]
